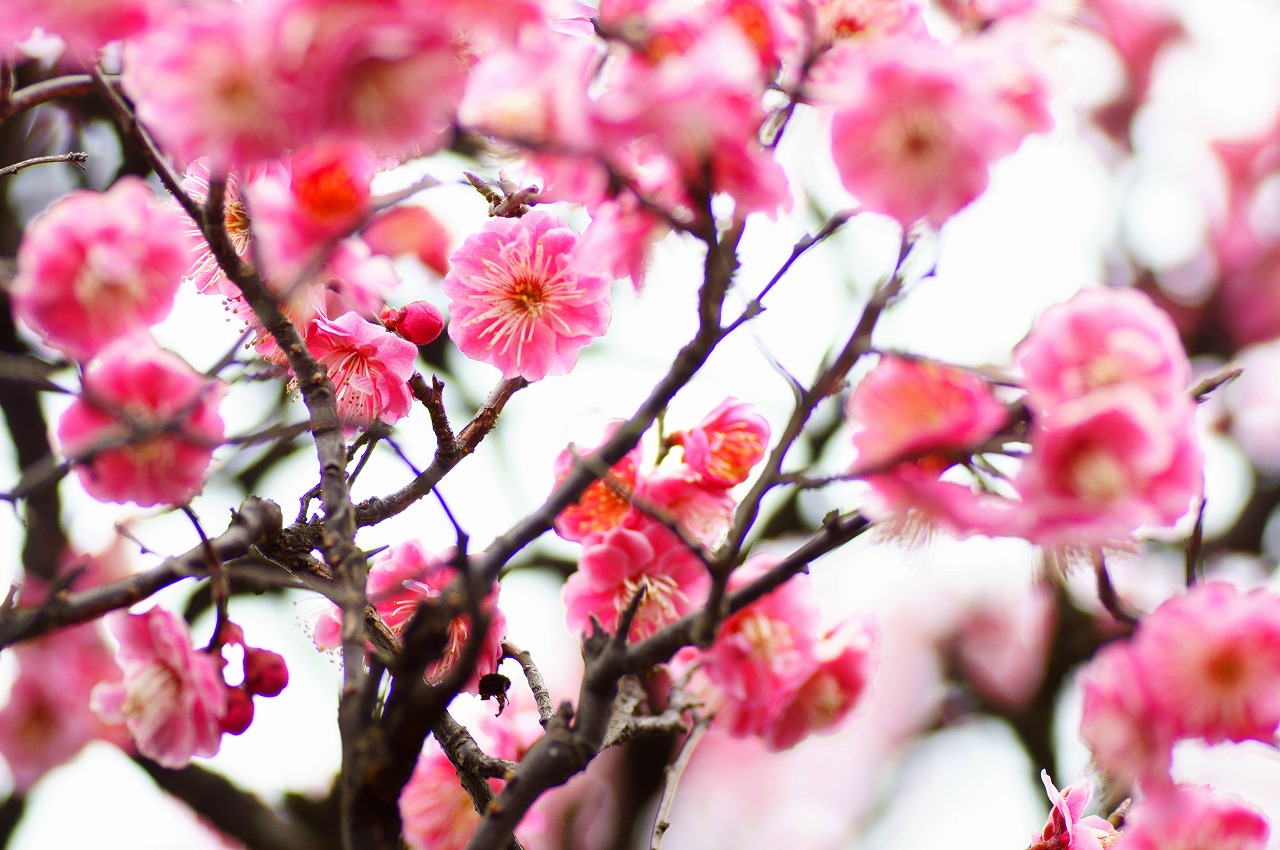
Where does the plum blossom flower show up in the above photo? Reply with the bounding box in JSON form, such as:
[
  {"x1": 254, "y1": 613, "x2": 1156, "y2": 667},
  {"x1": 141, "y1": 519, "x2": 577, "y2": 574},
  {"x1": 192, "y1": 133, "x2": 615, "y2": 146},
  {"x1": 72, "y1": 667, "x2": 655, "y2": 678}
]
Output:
[
  {"x1": 1078, "y1": 641, "x2": 1175, "y2": 788},
  {"x1": 362, "y1": 205, "x2": 453, "y2": 276},
  {"x1": 443, "y1": 211, "x2": 612, "y2": 381},
  {"x1": 312, "y1": 540, "x2": 505, "y2": 689},
  {"x1": 1032, "y1": 771, "x2": 1118, "y2": 850},
  {"x1": 563, "y1": 519, "x2": 710, "y2": 642},
  {"x1": 669, "y1": 397, "x2": 771, "y2": 488},
  {"x1": 1115, "y1": 785, "x2": 1268, "y2": 850},
  {"x1": 2, "y1": 0, "x2": 160, "y2": 59},
  {"x1": 12, "y1": 177, "x2": 189, "y2": 362},
  {"x1": 90, "y1": 607, "x2": 229, "y2": 769},
  {"x1": 553, "y1": 425, "x2": 645, "y2": 542},
  {"x1": 305, "y1": 312, "x2": 417, "y2": 426},
  {"x1": 57, "y1": 337, "x2": 225, "y2": 507}
]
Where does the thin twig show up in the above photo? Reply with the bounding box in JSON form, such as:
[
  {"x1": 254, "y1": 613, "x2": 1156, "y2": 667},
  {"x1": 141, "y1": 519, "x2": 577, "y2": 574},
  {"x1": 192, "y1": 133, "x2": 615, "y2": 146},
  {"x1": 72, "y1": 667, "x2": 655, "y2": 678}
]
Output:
[
  {"x1": 650, "y1": 715, "x2": 711, "y2": 850},
  {"x1": 0, "y1": 151, "x2": 87, "y2": 178},
  {"x1": 502, "y1": 640, "x2": 555, "y2": 726},
  {"x1": 1091, "y1": 550, "x2": 1138, "y2": 628}
]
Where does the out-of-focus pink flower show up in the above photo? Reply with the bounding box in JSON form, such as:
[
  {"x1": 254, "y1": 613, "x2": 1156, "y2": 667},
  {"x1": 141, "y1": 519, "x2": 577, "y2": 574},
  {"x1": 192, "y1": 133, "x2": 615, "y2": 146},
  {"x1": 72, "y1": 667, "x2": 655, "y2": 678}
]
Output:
[
  {"x1": 12, "y1": 177, "x2": 189, "y2": 362},
  {"x1": 1080, "y1": 0, "x2": 1184, "y2": 145},
  {"x1": 313, "y1": 541, "x2": 505, "y2": 689},
  {"x1": 812, "y1": 0, "x2": 924, "y2": 48},
  {"x1": 57, "y1": 337, "x2": 225, "y2": 507},
  {"x1": 362, "y1": 205, "x2": 453, "y2": 276},
  {"x1": 671, "y1": 398, "x2": 771, "y2": 488},
  {"x1": 1015, "y1": 390, "x2": 1202, "y2": 547},
  {"x1": 1078, "y1": 641, "x2": 1175, "y2": 788},
  {"x1": 563, "y1": 519, "x2": 710, "y2": 642},
  {"x1": 90, "y1": 607, "x2": 229, "y2": 769},
  {"x1": 848, "y1": 356, "x2": 1008, "y2": 472},
  {"x1": 1115, "y1": 785, "x2": 1268, "y2": 850},
  {"x1": 305, "y1": 312, "x2": 417, "y2": 426},
  {"x1": 443, "y1": 211, "x2": 612, "y2": 381},
  {"x1": 1224, "y1": 339, "x2": 1280, "y2": 473},
  {"x1": 826, "y1": 34, "x2": 1038, "y2": 225},
  {"x1": 1015, "y1": 288, "x2": 1191, "y2": 416},
  {"x1": 1033, "y1": 771, "x2": 1118, "y2": 850},
  {"x1": 683, "y1": 556, "x2": 877, "y2": 751},
  {"x1": 3, "y1": 0, "x2": 159, "y2": 59},
  {"x1": 573, "y1": 192, "x2": 673, "y2": 290},
  {"x1": 954, "y1": 581, "x2": 1054, "y2": 711},
  {"x1": 1137, "y1": 582, "x2": 1280, "y2": 745},
  {"x1": 382, "y1": 302, "x2": 445, "y2": 346},
  {"x1": 553, "y1": 425, "x2": 645, "y2": 543},
  {"x1": 636, "y1": 470, "x2": 737, "y2": 546}
]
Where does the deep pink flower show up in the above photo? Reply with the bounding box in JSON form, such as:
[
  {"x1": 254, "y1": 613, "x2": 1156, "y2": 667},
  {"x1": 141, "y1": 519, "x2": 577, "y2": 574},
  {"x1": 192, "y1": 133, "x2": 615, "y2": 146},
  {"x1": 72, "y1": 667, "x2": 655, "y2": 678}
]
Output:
[
  {"x1": 382, "y1": 302, "x2": 445, "y2": 346},
  {"x1": 443, "y1": 211, "x2": 612, "y2": 381},
  {"x1": 90, "y1": 607, "x2": 229, "y2": 769},
  {"x1": 362, "y1": 205, "x2": 453, "y2": 276},
  {"x1": 670, "y1": 397, "x2": 771, "y2": 488},
  {"x1": 313, "y1": 540, "x2": 505, "y2": 689},
  {"x1": 3, "y1": 0, "x2": 159, "y2": 59},
  {"x1": 1034, "y1": 771, "x2": 1118, "y2": 850},
  {"x1": 563, "y1": 520, "x2": 710, "y2": 642},
  {"x1": 1078, "y1": 642, "x2": 1175, "y2": 787},
  {"x1": 305, "y1": 312, "x2": 417, "y2": 426},
  {"x1": 1136, "y1": 582, "x2": 1280, "y2": 745},
  {"x1": 1116, "y1": 785, "x2": 1268, "y2": 850},
  {"x1": 12, "y1": 177, "x2": 189, "y2": 362},
  {"x1": 57, "y1": 337, "x2": 225, "y2": 507},
  {"x1": 1015, "y1": 288, "x2": 1191, "y2": 416},
  {"x1": 848, "y1": 356, "x2": 1009, "y2": 472},
  {"x1": 553, "y1": 425, "x2": 645, "y2": 542}
]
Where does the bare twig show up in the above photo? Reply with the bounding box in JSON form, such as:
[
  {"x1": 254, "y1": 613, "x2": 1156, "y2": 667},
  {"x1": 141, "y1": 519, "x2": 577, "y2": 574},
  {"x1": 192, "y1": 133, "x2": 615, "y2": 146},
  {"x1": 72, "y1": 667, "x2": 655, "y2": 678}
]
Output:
[
  {"x1": 1091, "y1": 550, "x2": 1138, "y2": 628},
  {"x1": 502, "y1": 640, "x2": 555, "y2": 726},
  {"x1": 0, "y1": 151, "x2": 87, "y2": 178},
  {"x1": 649, "y1": 715, "x2": 711, "y2": 850}
]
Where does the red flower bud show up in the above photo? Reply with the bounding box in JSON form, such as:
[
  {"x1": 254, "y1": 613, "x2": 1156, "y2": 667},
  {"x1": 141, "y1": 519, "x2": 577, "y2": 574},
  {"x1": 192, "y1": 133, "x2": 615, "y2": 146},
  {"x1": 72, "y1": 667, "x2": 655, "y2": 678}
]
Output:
[
  {"x1": 220, "y1": 687, "x2": 255, "y2": 735},
  {"x1": 381, "y1": 301, "x2": 445, "y2": 346},
  {"x1": 243, "y1": 648, "x2": 289, "y2": 698}
]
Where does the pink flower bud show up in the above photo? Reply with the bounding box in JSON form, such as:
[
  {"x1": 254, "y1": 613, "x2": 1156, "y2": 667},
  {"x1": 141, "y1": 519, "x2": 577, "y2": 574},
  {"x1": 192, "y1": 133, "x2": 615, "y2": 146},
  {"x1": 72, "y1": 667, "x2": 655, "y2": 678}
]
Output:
[
  {"x1": 220, "y1": 687, "x2": 255, "y2": 736},
  {"x1": 381, "y1": 302, "x2": 445, "y2": 346},
  {"x1": 243, "y1": 648, "x2": 289, "y2": 698}
]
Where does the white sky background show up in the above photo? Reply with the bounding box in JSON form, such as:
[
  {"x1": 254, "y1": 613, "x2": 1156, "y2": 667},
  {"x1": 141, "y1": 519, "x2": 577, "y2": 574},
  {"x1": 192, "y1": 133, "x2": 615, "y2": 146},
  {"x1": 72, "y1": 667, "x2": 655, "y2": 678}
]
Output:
[{"x1": 3, "y1": 0, "x2": 1280, "y2": 846}]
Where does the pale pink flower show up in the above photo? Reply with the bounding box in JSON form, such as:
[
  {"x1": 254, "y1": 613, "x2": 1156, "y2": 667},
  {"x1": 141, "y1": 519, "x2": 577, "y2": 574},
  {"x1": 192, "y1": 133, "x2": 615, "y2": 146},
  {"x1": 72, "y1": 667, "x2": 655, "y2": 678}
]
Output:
[
  {"x1": 1136, "y1": 582, "x2": 1280, "y2": 745},
  {"x1": 826, "y1": 35, "x2": 1031, "y2": 225},
  {"x1": 443, "y1": 211, "x2": 612, "y2": 382},
  {"x1": 2, "y1": 0, "x2": 160, "y2": 59},
  {"x1": 670, "y1": 397, "x2": 771, "y2": 488},
  {"x1": 848, "y1": 356, "x2": 1009, "y2": 472},
  {"x1": 362, "y1": 205, "x2": 453, "y2": 276},
  {"x1": 1078, "y1": 642, "x2": 1175, "y2": 787},
  {"x1": 860, "y1": 462, "x2": 1022, "y2": 540},
  {"x1": 305, "y1": 312, "x2": 417, "y2": 426},
  {"x1": 1033, "y1": 772, "x2": 1118, "y2": 850},
  {"x1": 563, "y1": 519, "x2": 710, "y2": 642},
  {"x1": 90, "y1": 607, "x2": 229, "y2": 769},
  {"x1": 1015, "y1": 288, "x2": 1191, "y2": 416},
  {"x1": 57, "y1": 337, "x2": 225, "y2": 507},
  {"x1": 954, "y1": 582, "x2": 1054, "y2": 711},
  {"x1": 313, "y1": 541, "x2": 505, "y2": 689},
  {"x1": 553, "y1": 425, "x2": 645, "y2": 542},
  {"x1": 574, "y1": 193, "x2": 673, "y2": 290},
  {"x1": 1014, "y1": 389, "x2": 1202, "y2": 547},
  {"x1": 12, "y1": 177, "x2": 189, "y2": 362},
  {"x1": 636, "y1": 470, "x2": 737, "y2": 546},
  {"x1": 1080, "y1": 0, "x2": 1184, "y2": 144},
  {"x1": 812, "y1": 0, "x2": 925, "y2": 47},
  {"x1": 1115, "y1": 785, "x2": 1269, "y2": 850}
]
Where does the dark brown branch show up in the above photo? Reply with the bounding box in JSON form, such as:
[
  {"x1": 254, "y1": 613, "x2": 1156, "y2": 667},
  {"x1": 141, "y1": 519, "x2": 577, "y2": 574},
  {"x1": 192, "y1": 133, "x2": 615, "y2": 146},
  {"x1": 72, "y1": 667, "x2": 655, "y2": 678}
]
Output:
[
  {"x1": 0, "y1": 75, "x2": 97, "y2": 123},
  {"x1": 0, "y1": 497, "x2": 282, "y2": 648}
]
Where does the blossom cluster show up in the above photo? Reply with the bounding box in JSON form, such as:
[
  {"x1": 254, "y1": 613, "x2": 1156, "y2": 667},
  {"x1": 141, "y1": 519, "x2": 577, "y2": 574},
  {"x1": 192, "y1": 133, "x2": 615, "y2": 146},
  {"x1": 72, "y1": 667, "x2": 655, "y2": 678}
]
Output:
[{"x1": 848, "y1": 287, "x2": 1202, "y2": 550}]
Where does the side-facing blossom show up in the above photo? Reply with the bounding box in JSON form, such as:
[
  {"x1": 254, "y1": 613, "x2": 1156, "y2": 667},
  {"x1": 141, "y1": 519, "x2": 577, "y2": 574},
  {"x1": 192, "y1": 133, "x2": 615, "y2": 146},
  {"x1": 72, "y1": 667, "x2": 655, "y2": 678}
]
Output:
[
  {"x1": 1014, "y1": 288, "x2": 1191, "y2": 416},
  {"x1": 90, "y1": 607, "x2": 229, "y2": 769},
  {"x1": 553, "y1": 425, "x2": 645, "y2": 542},
  {"x1": 57, "y1": 337, "x2": 225, "y2": 507},
  {"x1": 12, "y1": 177, "x2": 189, "y2": 362},
  {"x1": 563, "y1": 519, "x2": 710, "y2": 642},
  {"x1": 1032, "y1": 771, "x2": 1118, "y2": 850},
  {"x1": 669, "y1": 397, "x2": 771, "y2": 487},
  {"x1": 313, "y1": 540, "x2": 505, "y2": 689},
  {"x1": 1115, "y1": 785, "x2": 1268, "y2": 850},
  {"x1": 305, "y1": 312, "x2": 417, "y2": 426},
  {"x1": 362, "y1": 205, "x2": 453, "y2": 276},
  {"x1": 443, "y1": 211, "x2": 612, "y2": 382}
]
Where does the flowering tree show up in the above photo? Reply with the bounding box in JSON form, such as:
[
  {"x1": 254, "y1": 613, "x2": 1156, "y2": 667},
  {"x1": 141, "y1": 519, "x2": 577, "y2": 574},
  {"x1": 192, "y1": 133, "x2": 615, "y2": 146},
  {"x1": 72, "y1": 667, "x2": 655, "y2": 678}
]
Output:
[{"x1": 0, "y1": 1, "x2": 1278, "y2": 849}]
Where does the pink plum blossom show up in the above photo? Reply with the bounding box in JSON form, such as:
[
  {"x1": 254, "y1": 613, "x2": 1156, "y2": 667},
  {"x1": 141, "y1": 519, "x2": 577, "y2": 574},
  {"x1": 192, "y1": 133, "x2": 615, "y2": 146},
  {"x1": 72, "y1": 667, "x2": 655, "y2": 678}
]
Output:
[
  {"x1": 443, "y1": 211, "x2": 612, "y2": 382},
  {"x1": 812, "y1": 0, "x2": 924, "y2": 48},
  {"x1": 1014, "y1": 288, "x2": 1191, "y2": 416},
  {"x1": 90, "y1": 607, "x2": 229, "y2": 769},
  {"x1": 305, "y1": 312, "x2": 417, "y2": 426},
  {"x1": 12, "y1": 177, "x2": 189, "y2": 362},
  {"x1": 563, "y1": 519, "x2": 710, "y2": 642},
  {"x1": 636, "y1": 470, "x2": 737, "y2": 546},
  {"x1": 57, "y1": 337, "x2": 225, "y2": 507},
  {"x1": 381, "y1": 302, "x2": 445, "y2": 346},
  {"x1": 362, "y1": 205, "x2": 453, "y2": 276},
  {"x1": 313, "y1": 540, "x2": 505, "y2": 689},
  {"x1": 1078, "y1": 641, "x2": 1175, "y2": 788},
  {"x1": 1115, "y1": 785, "x2": 1268, "y2": 850},
  {"x1": 847, "y1": 356, "x2": 1009, "y2": 473},
  {"x1": 670, "y1": 397, "x2": 771, "y2": 488},
  {"x1": 1032, "y1": 771, "x2": 1118, "y2": 850},
  {"x1": 2, "y1": 0, "x2": 160, "y2": 59},
  {"x1": 553, "y1": 425, "x2": 645, "y2": 542}
]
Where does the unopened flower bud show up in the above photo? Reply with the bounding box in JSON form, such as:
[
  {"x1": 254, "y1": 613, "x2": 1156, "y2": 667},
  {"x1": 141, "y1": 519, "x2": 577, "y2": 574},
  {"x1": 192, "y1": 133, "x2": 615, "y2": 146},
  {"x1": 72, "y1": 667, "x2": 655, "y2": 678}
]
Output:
[
  {"x1": 243, "y1": 648, "x2": 289, "y2": 698},
  {"x1": 381, "y1": 301, "x2": 445, "y2": 346},
  {"x1": 220, "y1": 687, "x2": 255, "y2": 735}
]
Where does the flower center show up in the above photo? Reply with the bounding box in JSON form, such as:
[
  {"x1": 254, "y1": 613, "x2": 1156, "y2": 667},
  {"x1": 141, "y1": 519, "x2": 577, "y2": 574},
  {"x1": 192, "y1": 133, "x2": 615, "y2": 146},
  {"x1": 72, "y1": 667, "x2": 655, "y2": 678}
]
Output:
[{"x1": 1069, "y1": 449, "x2": 1128, "y2": 504}]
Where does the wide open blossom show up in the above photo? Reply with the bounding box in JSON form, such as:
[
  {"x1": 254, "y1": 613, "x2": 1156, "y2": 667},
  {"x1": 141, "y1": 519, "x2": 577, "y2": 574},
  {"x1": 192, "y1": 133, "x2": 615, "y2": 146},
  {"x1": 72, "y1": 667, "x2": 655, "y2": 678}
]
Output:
[
  {"x1": 57, "y1": 337, "x2": 225, "y2": 507},
  {"x1": 12, "y1": 177, "x2": 189, "y2": 362},
  {"x1": 563, "y1": 519, "x2": 710, "y2": 642},
  {"x1": 90, "y1": 607, "x2": 229, "y2": 769},
  {"x1": 1115, "y1": 784, "x2": 1268, "y2": 850},
  {"x1": 305, "y1": 311, "x2": 418, "y2": 426},
  {"x1": 312, "y1": 540, "x2": 505, "y2": 690},
  {"x1": 669, "y1": 397, "x2": 771, "y2": 488},
  {"x1": 443, "y1": 211, "x2": 612, "y2": 382}
]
